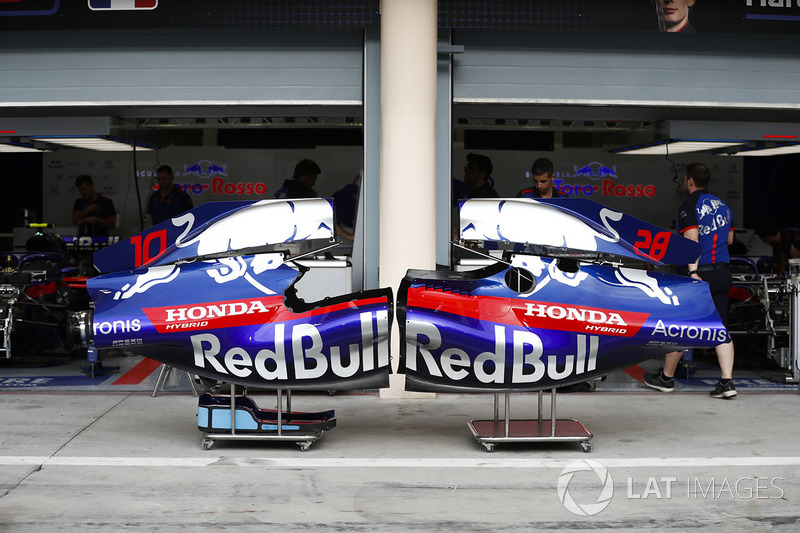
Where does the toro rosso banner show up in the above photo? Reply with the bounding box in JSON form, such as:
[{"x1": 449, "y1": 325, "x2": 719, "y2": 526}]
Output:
[
  {"x1": 399, "y1": 257, "x2": 726, "y2": 393},
  {"x1": 88, "y1": 199, "x2": 391, "y2": 390}
]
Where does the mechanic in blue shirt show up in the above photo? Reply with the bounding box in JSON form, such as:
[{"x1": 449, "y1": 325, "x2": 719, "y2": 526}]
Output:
[
  {"x1": 463, "y1": 153, "x2": 498, "y2": 199},
  {"x1": 644, "y1": 163, "x2": 736, "y2": 399},
  {"x1": 147, "y1": 165, "x2": 193, "y2": 225},
  {"x1": 72, "y1": 175, "x2": 116, "y2": 237},
  {"x1": 274, "y1": 159, "x2": 320, "y2": 199},
  {"x1": 517, "y1": 158, "x2": 568, "y2": 199}
]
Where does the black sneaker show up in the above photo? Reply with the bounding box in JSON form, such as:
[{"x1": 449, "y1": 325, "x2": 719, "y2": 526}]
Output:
[
  {"x1": 642, "y1": 372, "x2": 675, "y2": 393},
  {"x1": 710, "y1": 380, "x2": 737, "y2": 399}
]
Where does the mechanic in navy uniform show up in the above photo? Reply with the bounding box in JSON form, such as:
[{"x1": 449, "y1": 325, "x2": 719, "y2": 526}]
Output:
[
  {"x1": 517, "y1": 157, "x2": 568, "y2": 199},
  {"x1": 274, "y1": 159, "x2": 321, "y2": 199},
  {"x1": 72, "y1": 175, "x2": 116, "y2": 237},
  {"x1": 463, "y1": 153, "x2": 498, "y2": 199},
  {"x1": 644, "y1": 163, "x2": 737, "y2": 399},
  {"x1": 147, "y1": 165, "x2": 193, "y2": 225},
  {"x1": 653, "y1": 0, "x2": 696, "y2": 33}
]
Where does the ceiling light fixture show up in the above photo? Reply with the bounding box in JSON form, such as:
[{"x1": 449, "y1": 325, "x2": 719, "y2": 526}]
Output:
[
  {"x1": 610, "y1": 139, "x2": 747, "y2": 155},
  {"x1": 719, "y1": 142, "x2": 800, "y2": 157},
  {"x1": 0, "y1": 139, "x2": 49, "y2": 153},
  {"x1": 30, "y1": 135, "x2": 158, "y2": 151}
]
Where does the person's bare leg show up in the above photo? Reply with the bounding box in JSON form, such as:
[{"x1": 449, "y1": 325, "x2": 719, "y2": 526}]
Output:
[
  {"x1": 715, "y1": 341, "x2": 734, "y2": 380},
  {"x1": 662, "y1": 350, "x2": 684, "y2": 378}
]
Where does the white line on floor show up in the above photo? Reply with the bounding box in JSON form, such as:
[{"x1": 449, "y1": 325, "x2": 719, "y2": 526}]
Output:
[{"x1": 2, "y1": 456, "x2": 800, "y2": 468}]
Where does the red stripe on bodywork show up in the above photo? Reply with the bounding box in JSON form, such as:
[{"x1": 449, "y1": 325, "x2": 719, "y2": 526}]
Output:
[
  {"x1": 407, "y1": 286, "x2": 649, "y2": 338},
  {"x1": 142, "y1": 296, "x2": 386, "y2": 334}
]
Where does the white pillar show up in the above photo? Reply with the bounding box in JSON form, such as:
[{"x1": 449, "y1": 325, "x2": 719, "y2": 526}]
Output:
[{"x1": 379, "y1": 0, "x2": 437, "y2": 398}]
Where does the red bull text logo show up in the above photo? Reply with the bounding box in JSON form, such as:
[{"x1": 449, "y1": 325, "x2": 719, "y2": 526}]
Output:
[
  {"x1": 406, "y1": 322, "x2": 599, "y2": 385},
  {"x1": 190, "y1": 311, "x2": 389, "y2": 381}
]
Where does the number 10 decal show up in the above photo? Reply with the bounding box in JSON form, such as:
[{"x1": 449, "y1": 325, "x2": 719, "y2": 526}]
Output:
[{"x1": 130, "y1": 230, "x2": 167, "y2": 267}]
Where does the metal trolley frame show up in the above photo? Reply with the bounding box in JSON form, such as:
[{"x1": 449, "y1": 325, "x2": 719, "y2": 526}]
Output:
[
  {"x1": 199, "y1": 384, "x2": 336, "y2": 451},
  {"x1": 468, "y1": 389, "x2": 593, "y2": 453}
]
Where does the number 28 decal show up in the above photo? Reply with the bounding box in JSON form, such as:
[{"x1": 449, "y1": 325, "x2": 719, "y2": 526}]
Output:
[{"x1": 633, "y1": 230, "x2": 671, "y2": 261}]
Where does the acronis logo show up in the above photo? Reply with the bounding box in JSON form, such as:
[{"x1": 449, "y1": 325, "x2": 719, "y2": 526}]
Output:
[{"x1": 181, "y1": 160, "x2": 228, "y2": 178}]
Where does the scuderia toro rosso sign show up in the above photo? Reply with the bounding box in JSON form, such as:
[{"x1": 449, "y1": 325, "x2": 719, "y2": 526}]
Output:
[
  {"x1": 397, "y1": 198, "x2": 727, "y2": 393},
  {"x1": 88, "y1": 199, "x2": 392, "y2": 390}
]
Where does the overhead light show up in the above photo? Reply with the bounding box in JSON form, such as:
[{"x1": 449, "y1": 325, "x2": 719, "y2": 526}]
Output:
[
  {"x1": 0, "y1": 141, "x2": 49, "y2": 153},
  {"x1": 30, "y1": 135, "x2": 157, "y2": 151},
  {"x1": 720, "y1": 142, "x2": 800, "y2": 157},
  {"x1": 610, "y1": 139, "x2": 747, "y2": 155}
]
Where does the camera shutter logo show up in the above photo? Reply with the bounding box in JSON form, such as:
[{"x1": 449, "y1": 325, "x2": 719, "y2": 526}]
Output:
[{"x1": 557, "y1": 460, "x2": 614, "y2": 516}]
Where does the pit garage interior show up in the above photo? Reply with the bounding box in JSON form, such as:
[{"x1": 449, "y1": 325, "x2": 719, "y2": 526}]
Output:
[{"x1": 1, "y1": 2, "x2": 800, "y2": 530}]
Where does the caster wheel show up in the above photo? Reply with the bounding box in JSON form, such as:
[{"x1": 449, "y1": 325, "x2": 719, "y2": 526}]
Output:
[
  {"x1": 202, "y1": 439, "x2": 214, "y2": 451},
  {"x1": 482, "y1": 443, "x2": 495, "y2": 453},
  {"x1": 298, "y1": 442, "x2": 312, "y2": 452},
  {"x1": 581, "y1": 441, "x2": 593, "y2": 453}
]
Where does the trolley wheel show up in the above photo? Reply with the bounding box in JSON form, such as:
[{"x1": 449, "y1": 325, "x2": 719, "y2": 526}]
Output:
[
  {"x1": 298, "y1": 441, "x2": 312, "y2": 452},
  {"x1": 581, "y1": 441, "x2": 593, "y2": 453},
  {"x1": 482, "y1": 443, "x2": 495, "y2": 453},
  {"x1": 202, "y1": 438, "x2": 215, "y2": 451}
]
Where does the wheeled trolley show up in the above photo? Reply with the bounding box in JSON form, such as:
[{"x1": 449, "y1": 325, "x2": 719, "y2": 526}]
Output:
[
  {"x1": 468, "y1": 389, "x2": 593, "y2": 453},
  {"x1": 197, "y1": 385, "x2": 336, "y2": 451}
]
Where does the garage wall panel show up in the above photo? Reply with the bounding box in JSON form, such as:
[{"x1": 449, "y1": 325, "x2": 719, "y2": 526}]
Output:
[
  {"x1": 0, "y1": 31, "x2": 363, "y2": 107},
  {"x1": 454, "y1": 33, "x2": 800, "y2": 109}
]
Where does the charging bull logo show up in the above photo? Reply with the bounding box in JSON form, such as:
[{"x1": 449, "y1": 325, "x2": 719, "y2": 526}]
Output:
[
  {"x1": 573, "y1": 162, "x2": 618, "y2": 180},
  {"x1": 182, "y1": 160, "x2": 227, "y2": 178},
  {"x1": 460, "y1": 199, "x2": 624, "y2": 252},
  {"x1": 509, "y1": 256, "x2": 681, "y2": 307},
  {"x1": 112, "y1": 199, "x2": 334, "y2": 300}
]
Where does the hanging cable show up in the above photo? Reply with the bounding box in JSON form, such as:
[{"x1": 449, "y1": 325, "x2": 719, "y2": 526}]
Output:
[
  {"x1": 665, "y1": 143, "x2": 681, "y2": 194},
  {"x1": 132, "y1": 142, "x2": 144, "y2": 232}
]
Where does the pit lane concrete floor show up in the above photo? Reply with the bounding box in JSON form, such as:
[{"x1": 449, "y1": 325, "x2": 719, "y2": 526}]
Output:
[{"x1": 0, "y1": 388, "x2": 799, "y2": 532}]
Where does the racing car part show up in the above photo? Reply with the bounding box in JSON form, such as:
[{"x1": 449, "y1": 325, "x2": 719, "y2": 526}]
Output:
[
  {"x1": 0, "y1": 250, "x2": 87, "y2": 359},
  {"x1": 399, "y1": 198, "x2": 728, "y2": 451},
  {"x1": 81, "y1": 199, "x2": 393, "y2": 391},
  {"x1": 70, "y1": 198, "x2": 393, "y2": 448}
]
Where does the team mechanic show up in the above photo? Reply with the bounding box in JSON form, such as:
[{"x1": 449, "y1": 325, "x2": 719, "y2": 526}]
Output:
[
  {"x1": 517, "y1": 157, "x2": 569, "y2": 199},
  {"x1": 644, "y1": 162, "x2": 737, "y2": 399}
]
